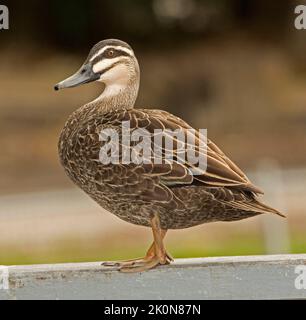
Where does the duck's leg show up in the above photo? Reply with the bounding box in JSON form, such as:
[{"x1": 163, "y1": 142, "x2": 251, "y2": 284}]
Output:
[{"x1": 101, "y1": 215, "x2": 173, "y2": 272}]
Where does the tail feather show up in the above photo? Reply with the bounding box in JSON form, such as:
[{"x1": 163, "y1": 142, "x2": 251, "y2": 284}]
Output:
[
  {"x1": 226, "y1": 197, "x2": 286, "y2": 218},
  {"x1": 252, "y1": 199, "x2": 286, "y2": 218}
]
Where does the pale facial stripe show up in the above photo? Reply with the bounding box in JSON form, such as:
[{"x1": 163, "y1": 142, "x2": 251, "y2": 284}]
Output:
[
  {"x1": 89, "y1": 45, "x2": 133, "y2": 62},
  {"x1": 92, "y1": 56, "x2": 128, "y2": 74}
]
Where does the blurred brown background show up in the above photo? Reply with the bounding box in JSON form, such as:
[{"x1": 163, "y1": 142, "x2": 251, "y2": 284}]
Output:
[{"x1": 0, "y1": 0, "x2": 305, "y2": 265}]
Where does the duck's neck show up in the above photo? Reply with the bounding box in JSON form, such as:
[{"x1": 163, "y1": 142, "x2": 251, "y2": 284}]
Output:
[{"x1": 85, "y1": 79, "x2": 139, "y2": 114}]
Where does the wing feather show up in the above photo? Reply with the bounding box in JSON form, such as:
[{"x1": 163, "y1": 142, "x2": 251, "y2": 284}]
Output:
[
  {"x1": 79, "y1": 108, "x2": 263, "y2": 205},
  {"x1": 143, "y1": 109, "x2": 262, "y2": 194}
]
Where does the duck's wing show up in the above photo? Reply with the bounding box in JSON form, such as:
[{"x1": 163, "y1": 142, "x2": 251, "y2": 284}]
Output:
[
  {"x1": 135, "y1": 108, "x2": 263, "y2": 195},
  {"x1": 133, "y1": 109, "x2": 285, "y2": 216},
  {"x1": 76, "y1": 108, "x2": 262, "y2": 205}
]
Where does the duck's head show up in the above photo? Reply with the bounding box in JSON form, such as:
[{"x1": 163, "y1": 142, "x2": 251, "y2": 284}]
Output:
[{"x1": 54, "y1": 39, "x2": 140, "y2": 97}]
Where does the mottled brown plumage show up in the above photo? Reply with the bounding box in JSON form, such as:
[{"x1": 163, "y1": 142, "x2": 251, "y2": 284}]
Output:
[{"x1": 55, "y1": 39, "x2": 283, "y2": 272}]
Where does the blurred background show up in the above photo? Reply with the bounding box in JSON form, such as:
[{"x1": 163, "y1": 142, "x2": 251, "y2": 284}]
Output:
[{"x1": 0, "y1": 0, "x2": 305, "y2": 265}]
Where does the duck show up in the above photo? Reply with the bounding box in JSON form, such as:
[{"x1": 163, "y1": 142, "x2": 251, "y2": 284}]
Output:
[{"x1": 54, "y1": 39, "x2": 284, "y2": 272}]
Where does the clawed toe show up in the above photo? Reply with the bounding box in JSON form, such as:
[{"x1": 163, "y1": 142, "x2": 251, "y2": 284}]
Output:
[
  {"x1": 119, "y1": 257, "x2": 160, "y2": 273},
  {"x1": 101, "y1": 261, "x2": 121, "y2": 267},
  {"x1": 101, "y1": 253, "x2": 172, "y2": 273},
  {"x1": 101, "y1": 258, "x2": 143, "y2": 268}
]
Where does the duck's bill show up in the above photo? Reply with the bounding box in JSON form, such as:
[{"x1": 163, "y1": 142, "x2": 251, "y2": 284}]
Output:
[{"x1": 54, "y1": 63, "x2": 100, "y2": 91}]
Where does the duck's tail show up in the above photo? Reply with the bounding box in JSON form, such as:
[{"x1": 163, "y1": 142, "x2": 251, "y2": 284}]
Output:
[
  {"x1": 226, "y1": 194, "x2": 286, "y2": 218},
  {"x1": 251, "y1": 199, "x2": 286, "y2": 218}
]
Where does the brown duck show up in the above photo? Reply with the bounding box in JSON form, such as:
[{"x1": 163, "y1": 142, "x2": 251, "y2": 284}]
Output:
[{"x1": 55, "y1": 39, "x2": 284, "y2": 272}]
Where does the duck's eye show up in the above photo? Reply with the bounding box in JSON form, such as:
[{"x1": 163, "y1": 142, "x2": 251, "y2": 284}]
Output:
[{"x1": 106, "y1": 49, "x2": 115, "y2": 58}]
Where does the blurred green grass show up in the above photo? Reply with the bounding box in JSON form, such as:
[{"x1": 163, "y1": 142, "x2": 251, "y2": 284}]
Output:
[{"x1": 2, "y1": 235, "x2": 306, "y2": 265}]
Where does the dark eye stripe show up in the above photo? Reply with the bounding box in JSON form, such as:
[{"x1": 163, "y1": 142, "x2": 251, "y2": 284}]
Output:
[
  {"x1": 91, "y1": 49, "x2": 131, "y2": 65},
  {"x1": 105, "y1": 49, "x2": 130, "y2": 58}
]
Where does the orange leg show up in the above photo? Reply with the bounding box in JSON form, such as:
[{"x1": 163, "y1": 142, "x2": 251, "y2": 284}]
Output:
[{"x1": 101, "y1": 215, "x2": 173, "y2": 272}]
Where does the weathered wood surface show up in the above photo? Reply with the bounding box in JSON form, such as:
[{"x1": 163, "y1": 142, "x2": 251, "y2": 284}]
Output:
[{"x1": 1, "y1": 254, "x2": 306, "y2": 300}]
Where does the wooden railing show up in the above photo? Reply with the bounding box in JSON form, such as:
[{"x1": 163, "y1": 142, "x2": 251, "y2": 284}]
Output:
[{"x1": 1, "y1": 254, "x2": 306, "y2": 300}]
